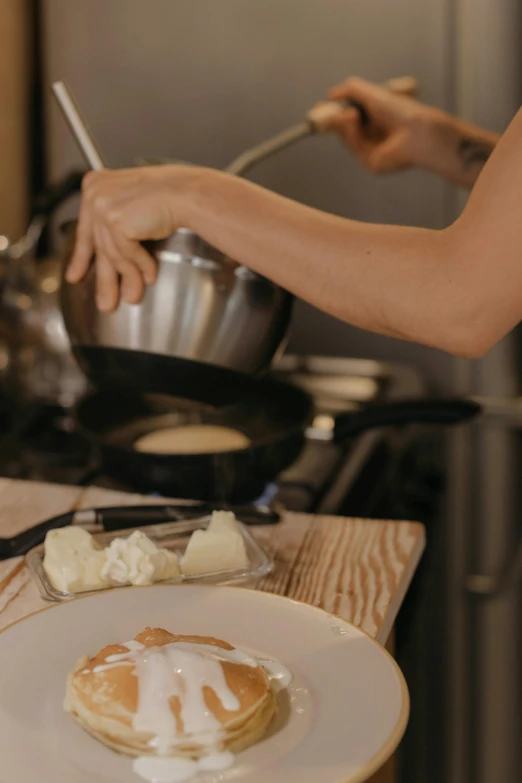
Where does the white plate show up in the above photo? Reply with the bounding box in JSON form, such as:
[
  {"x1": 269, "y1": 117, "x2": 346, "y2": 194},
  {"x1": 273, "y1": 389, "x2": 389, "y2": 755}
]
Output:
[{"x1": 0, "y1": 585, "x2": 408, "y2": 783}]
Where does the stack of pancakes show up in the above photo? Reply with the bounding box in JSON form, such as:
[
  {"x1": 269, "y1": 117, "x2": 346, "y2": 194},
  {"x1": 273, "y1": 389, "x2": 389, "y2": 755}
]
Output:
[{"x1": 64, "y1": 628, "x2": 276, "y2": 758}]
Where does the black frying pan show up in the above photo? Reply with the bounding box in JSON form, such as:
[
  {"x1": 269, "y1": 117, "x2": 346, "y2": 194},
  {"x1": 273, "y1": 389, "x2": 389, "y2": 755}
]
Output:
[
  {"x1": 73, "y1": 348, "x2": 314, "y2": 503},
  {"x1": 71, "y1": 347, "x2": 482, "y2": 503}
]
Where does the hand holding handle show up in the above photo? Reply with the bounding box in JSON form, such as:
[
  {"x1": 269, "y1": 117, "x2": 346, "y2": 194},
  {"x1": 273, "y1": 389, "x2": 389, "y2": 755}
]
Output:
[{"x1": 308, "y1": 75, "x2": 419, "y2": 133}]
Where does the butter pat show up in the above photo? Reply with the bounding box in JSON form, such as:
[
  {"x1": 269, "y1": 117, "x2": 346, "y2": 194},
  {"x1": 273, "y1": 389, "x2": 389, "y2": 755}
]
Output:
[
  {"x1": 181, "y1": 511, "x2": 249, "y2": 576},
  {"x1": 207, "y1": 510, "x2": 240, "y2": 535},
  {"x1": 43, "y1": 527, "x2": 107, "y2": 593},
  {"x1": 43, "y1": 527, "x2": 180, "y2": 594}
]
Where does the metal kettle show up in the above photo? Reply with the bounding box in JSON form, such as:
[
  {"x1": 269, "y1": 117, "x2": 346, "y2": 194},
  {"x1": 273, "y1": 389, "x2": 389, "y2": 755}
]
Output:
[{"x1": 0, "y1": 172, "x2": 88, "y2": 406}]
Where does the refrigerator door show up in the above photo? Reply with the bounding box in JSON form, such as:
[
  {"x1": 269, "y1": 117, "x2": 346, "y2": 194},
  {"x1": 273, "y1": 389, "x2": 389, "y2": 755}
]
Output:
[{"x1": 449, "y1": 3, "x2": 522, "y2": 783}]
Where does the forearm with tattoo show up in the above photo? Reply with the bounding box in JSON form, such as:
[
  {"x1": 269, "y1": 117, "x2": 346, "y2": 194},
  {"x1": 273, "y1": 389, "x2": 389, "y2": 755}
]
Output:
[
  {"x1": 420, "y1": 110, "x2": 501, "y2": 189},
  {"x1": 459, "y1": 139, "x2": 494, "y2": 169},
  {"x1": 458, "y1": 137, "x2": 495, "y2": 172}
]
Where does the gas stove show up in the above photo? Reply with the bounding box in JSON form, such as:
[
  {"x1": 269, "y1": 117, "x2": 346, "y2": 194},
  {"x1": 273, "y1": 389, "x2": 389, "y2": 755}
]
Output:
[{"x1": 0, "y1": 356, "x2": 438, "y2": 519}]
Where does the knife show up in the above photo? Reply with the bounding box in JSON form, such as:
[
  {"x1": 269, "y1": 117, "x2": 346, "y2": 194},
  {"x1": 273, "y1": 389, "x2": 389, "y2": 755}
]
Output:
[{"x1": 0, "y1": 503, "x2": 280, "y2": 560}]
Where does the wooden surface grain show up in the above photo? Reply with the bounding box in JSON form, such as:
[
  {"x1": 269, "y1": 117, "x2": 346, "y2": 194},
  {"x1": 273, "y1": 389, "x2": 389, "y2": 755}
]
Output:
[
  {"x1": 0, "y1": 478, "x2": 425, "y2": 643},
  {"x1": 0, "y1": 478, "x2": 424, "y2": 781}
]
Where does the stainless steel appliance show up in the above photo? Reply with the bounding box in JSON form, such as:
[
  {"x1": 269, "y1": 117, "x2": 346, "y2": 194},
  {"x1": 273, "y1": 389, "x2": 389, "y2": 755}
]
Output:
[
  {"x1": 446, "y1": 4, "x2": 522, "y2": 782},
  {"x1": 0, "y1": 172, "x2": 87, "y2": 406},
  {"x1": 61, "y1": 226, "x2": 293, "y2": 376}
]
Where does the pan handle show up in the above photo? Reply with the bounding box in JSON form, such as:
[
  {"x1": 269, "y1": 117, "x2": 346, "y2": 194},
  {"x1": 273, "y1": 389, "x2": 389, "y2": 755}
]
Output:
[
  {"x1": 334, "y1": 398, "x2": 481, "y2": 443},
  {"x1": 3, "y1": 510, "x2": 75, "y2": 559}
]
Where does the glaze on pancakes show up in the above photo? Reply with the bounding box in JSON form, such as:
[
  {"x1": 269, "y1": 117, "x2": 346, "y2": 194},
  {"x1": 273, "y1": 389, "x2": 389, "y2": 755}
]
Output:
[
  {"x1": 133, "y1": 425, "x2": 251, "y2": 454},
  {"x1": 64, "y1": 628, "x2": 278, "y2": 760}
]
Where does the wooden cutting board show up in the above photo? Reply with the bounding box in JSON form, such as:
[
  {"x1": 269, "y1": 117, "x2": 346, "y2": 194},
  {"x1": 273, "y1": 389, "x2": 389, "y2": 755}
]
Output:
[{"x1": 0, "y1": 478, "x2": 425, "y2": 644}]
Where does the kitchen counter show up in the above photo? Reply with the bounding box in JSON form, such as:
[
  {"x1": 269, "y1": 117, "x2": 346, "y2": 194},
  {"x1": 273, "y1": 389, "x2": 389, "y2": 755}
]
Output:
[
  {"x1": 0, "y1": 478, "x2": 425, "y2": 783},
  {"x1": 0, "y1": 478, "x2": 425, "y2": 642}
]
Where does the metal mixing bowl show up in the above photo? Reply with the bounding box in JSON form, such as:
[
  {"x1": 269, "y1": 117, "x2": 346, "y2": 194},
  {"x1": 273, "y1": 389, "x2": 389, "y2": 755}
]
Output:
[{"x1": 60, "y1": 224, "x2": 293, "y2": 382}]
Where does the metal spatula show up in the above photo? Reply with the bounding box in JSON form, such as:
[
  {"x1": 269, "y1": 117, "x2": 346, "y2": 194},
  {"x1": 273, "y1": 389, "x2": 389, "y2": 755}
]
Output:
[{"x1": 225, "y1": 76, "x2": 418, "y2": 176}]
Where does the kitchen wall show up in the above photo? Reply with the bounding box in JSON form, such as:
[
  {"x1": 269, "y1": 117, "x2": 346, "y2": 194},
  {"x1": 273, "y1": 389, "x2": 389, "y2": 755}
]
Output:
[
  {"x1": 42, "y1": 0, "x2": 457, "y2": 390},
  {"x1": 0, "y1": 0, "x2": 31, "y2": 240}
]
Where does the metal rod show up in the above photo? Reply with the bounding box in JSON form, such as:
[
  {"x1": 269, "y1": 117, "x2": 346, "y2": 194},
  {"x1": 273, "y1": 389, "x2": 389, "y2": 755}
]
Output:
[
  {"x1": 224, "y1": 77, "x2": 418, "y2": 178},
  {"x1": 225, "y1": 120, "x2": 311, "y2": 176},
  {"x1": 51, "y1": 80, "x2": 105, "y2": 171}
]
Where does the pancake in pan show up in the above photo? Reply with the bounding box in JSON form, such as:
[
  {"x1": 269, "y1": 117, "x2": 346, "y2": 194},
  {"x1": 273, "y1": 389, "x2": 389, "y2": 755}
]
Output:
[{"x1": 133, "y1": 425, "x2": 251, "y2": 454}]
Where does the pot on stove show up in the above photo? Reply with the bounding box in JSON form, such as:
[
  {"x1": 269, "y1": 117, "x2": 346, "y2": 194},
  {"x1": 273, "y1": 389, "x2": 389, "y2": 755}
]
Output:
[
  {"x1": 53, "y1": 80, "x2": 293, "y2": 387},
  {"x1": 60, "y1": 224, "x2": 293, "y2": 381}
]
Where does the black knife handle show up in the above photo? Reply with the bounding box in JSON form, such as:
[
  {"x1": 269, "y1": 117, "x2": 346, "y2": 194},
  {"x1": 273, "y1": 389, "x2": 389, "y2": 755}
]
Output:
[
  {"x1": 5, "y1": 511, "x2": 75, "y2": 559},
  {"x1": 0, "y1": 503, "x2": 280, "y2": 560},
  {"x1": 99, "y1": 504, "x2": 280, "y2": 530},
  {"x1": 94, "y1": 505, "x2": 187, "y2": 529}
]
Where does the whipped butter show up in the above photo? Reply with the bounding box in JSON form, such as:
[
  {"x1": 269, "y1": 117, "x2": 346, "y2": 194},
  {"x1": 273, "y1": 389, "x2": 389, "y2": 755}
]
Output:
[
  {"x1": 100, "y1": 531, "x2": 180, "y2": 586},
  {"x1": 43, "y1": 528, "x2": 180, "y2": 593}
]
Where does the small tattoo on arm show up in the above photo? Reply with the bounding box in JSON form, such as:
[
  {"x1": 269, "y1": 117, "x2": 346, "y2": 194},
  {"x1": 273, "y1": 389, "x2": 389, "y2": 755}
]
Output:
[{"x1": 458, "y1": 138, "x2": 494, "y2": 169}]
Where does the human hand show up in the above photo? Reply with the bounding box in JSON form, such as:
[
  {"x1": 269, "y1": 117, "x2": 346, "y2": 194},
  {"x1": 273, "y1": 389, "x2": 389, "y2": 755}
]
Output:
[
  {"x1": 309, "y1": 76, "x2": 440, "y2": 174},
  {"x1": 66, "y1": 165, "x2": 200, "y2": 311}
]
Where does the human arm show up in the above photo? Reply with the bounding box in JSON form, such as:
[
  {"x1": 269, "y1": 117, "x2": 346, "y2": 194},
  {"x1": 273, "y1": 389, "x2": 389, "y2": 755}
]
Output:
[
  {"x1": 67, "y1": 104, "x2": 522, "y2": 358},
  {"x1": 315, "y1": 77, "x2": 500, "y2": 189}
]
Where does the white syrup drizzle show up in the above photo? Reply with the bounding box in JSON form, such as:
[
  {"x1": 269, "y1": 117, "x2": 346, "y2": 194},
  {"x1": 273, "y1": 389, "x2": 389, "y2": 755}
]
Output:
[
  {"x1": 88, "y1": 638, "x2": 292, "y2": 783},
  {"x1": 132, "y1": 752, "x2": 235, "y2": 783}
]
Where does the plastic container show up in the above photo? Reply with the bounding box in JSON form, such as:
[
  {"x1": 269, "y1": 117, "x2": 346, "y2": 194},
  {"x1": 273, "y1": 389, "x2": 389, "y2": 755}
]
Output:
[{"x1": 26, "y1": 516, "x2": 274, "y2": 602}]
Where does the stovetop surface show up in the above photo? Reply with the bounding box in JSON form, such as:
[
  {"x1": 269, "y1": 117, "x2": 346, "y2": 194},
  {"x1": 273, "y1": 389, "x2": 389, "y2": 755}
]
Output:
[{"x1": 0, "y1": 356, "x2": 425, "y2": 513}]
